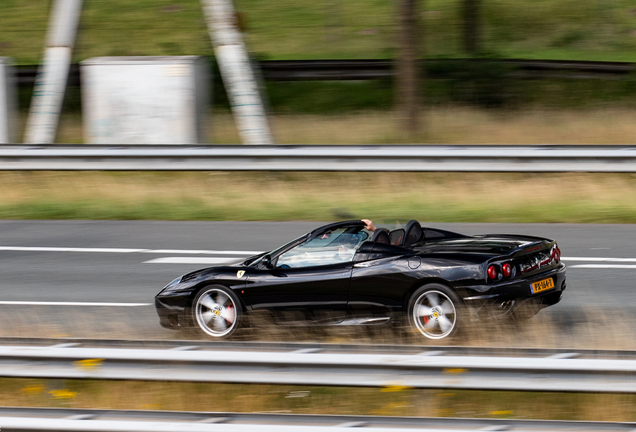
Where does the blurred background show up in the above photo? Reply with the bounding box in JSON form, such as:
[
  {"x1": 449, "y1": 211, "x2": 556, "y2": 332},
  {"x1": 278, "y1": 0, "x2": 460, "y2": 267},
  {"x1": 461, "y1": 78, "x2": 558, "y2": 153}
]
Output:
[
  {"x1": 1, "y1": 0, "x2": 636, "y2": 426},
  {"x1": 2, "y1": 0, "x2": 636, "y2": 143}
]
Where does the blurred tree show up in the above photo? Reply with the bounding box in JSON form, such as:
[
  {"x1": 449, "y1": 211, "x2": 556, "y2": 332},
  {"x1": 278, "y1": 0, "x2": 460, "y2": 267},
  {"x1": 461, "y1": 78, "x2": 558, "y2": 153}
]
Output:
[
  {"x1": 462, "y1": 0, "x2": 481, "y2": 55},
  {"x1": 324, "y1": 0, "x2": 343, "y2": 42},
  {"x1": 396, "y1": 0, "x2": 420, "y2": 137}
]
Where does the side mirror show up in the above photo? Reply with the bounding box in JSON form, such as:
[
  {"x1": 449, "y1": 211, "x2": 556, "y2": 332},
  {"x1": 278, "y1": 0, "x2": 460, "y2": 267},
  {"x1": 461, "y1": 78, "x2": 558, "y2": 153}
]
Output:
[{"x1": 261, "y1": 254, "x2": 273, "y2": 269}]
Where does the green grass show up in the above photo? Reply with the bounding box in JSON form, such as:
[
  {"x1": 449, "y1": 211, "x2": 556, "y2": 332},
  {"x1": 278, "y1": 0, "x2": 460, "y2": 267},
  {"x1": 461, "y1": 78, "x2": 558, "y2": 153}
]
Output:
[
  {"x1": 2, "y1": 0, "x2": 636, "y2": 65},
  {"x1": 2, "y1": 172, "x2": 636, "y2": 223}
]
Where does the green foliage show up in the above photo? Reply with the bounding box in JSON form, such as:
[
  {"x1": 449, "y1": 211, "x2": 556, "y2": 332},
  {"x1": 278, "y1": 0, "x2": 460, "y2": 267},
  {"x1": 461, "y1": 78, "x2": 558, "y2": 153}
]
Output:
[
  {"x1": 3, "y1": 0, "x2": 636, "y2": 64},
  {"x1": 550, "y1": 28, "x2": 587, "y2": 48},
  {"x1": 426, "y1": 56, "x2": 516, "y2": 107},
  {"x1": 267, "y1": 80, "x2": 393, "y2": 113},
  {"x1": 5, "y1": 1, "x2": 636, "y2": 113}
]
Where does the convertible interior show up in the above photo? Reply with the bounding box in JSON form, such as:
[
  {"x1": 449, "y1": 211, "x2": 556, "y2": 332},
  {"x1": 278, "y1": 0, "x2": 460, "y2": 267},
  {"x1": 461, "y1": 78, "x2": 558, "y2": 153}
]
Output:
[{"x1": 368, "y1": 219, "x2": 466, "y2": 248}]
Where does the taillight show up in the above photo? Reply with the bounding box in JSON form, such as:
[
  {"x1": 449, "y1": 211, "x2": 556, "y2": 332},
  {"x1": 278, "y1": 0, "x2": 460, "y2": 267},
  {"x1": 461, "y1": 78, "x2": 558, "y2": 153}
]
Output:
[
  {"x1": 487, "y1": 265, "x2": 498, "y2": 280},
  {"x1": 555, "y1": 246, "x2": 561, "y2": 263},
  {"x1": 502, "y1": 262, "x2": 512, "y2": 277}
]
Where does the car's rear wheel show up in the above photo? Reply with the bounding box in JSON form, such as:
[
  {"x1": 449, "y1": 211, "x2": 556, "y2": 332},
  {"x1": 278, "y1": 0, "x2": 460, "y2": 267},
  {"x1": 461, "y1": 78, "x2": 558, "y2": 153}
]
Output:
[
  {"x1": 192, "y1": 285, "x2": 242, "y2": 338},
  {"x1": 408, "y1": 284, "x2": 461, "y2": 340}
]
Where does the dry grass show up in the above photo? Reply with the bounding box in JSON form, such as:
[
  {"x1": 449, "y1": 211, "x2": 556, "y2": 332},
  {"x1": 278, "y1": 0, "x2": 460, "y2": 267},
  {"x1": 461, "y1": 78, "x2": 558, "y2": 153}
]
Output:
[
  {"x1": 45, "y1": 107, "x2": 636, "y2": 144},
  {"x1": 0, "y1": 305, "x2": 634, "y2": 352},
  {"x1": 1, "y1": 171, "x2": 636, "y2": 223},
  {"x1": 4, "y1": 375, "x2": 636, "y2": 421},
  {"x1": 6, "y1": 377, "x2": 636, "y2": 421},
  {"x1": 265, "y1": 108, "x2": 636, "y2": 145},
  {"x1": 241, "y1": 307, "x2": 636, "y2": 351},
  {"x1": 0, "y1": 306, "x2": 168, "y2": 340}
]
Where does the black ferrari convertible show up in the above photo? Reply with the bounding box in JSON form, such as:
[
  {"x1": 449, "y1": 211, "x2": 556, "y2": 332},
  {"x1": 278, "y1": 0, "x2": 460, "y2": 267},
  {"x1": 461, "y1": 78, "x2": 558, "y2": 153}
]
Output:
[{"x1": 155, "y1": 220, "x2": 566, "y2": 340}]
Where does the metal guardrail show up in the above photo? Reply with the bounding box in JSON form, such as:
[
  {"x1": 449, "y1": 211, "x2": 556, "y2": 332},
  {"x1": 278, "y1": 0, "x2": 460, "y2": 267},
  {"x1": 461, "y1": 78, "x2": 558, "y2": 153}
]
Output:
[
  {"x1": 15, "y1": 59, "x2": 636, "y2": 84},
  {"x1": 261, "y1": 59, "x2": 636, "y2": 81},
  {"x1": 1, "y1": 340, "x2": 635, "y2": 393},
  {"x1": 1, "y1": 145, "x2": 636, "y2": 172},
  {"x1": 1, "y1": 336, "x2": 635, "y2": 360},
  {"x1": 0, "y1": 407, "x2": 634, "y2": 432}
]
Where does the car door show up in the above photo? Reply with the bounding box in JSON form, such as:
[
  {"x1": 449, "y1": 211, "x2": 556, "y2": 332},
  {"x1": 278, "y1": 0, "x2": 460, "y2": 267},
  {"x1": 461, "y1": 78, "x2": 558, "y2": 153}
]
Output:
[
  {"x1": 348, "y1": 242, "x2": 415, "y2": 320},
  {"x1": 243, "y1": 227, "x2": 364, "y2": 324}
]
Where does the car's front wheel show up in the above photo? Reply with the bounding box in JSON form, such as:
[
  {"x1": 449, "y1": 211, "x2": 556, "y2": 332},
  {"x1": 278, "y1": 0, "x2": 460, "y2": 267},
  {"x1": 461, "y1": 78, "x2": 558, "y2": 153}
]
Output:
[
  {"x1": 408, "y1": 284, "x2": 462, "y2": 340},
  {"x1": 192, "y1": 285, "x2": 243, "y2": 338}
]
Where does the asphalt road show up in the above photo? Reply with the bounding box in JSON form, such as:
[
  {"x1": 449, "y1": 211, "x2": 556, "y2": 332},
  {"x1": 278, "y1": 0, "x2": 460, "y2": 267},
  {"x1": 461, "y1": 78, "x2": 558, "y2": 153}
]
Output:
[{"x1": 0, "y1": 220, "x2": 634, "y2": 342}]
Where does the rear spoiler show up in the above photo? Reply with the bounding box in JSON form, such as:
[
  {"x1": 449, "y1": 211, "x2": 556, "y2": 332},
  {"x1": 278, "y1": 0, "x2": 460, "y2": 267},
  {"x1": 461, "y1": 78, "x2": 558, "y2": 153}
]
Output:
[
  {"x1": 480, "y1": 233, "x2": 553, "y2": 243},
  {"x1": 510, "y1": 239, "x2": 556, "y2": 258}
]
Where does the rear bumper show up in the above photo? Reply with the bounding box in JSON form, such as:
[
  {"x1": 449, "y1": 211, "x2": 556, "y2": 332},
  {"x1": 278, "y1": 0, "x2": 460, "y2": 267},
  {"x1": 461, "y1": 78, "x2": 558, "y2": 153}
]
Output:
[{"x1": 462, "y1": 263, "x2": 567, "y2": 314}]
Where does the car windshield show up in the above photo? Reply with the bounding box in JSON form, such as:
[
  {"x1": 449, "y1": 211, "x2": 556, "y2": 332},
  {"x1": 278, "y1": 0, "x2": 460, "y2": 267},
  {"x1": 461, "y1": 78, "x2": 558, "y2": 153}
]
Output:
[
  {"x1": 245, "y1": 234, "x2": 307, "y2": 267},
  {"x1": 276, "y1": 227, "x2": 369, "y2": 268}
]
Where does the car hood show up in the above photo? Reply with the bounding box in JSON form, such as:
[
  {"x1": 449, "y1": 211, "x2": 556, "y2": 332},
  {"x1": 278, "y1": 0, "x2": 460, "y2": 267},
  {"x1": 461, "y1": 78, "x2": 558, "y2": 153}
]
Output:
[{"x1": 179, "y1": 262, "x2": 247, "y2": 282}]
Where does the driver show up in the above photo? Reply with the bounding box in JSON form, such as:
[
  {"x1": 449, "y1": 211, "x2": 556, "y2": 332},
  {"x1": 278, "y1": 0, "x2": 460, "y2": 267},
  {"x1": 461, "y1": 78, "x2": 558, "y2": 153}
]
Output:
[
  {"x1": 322, "y1": 219, "x2": 376, "y2": 240},
  {"x1": 335, "y1": 219, "x2": 376, "y2": 260},
  {"x1": 362, "y1": 219, "x2": 377, "y2": 232}
]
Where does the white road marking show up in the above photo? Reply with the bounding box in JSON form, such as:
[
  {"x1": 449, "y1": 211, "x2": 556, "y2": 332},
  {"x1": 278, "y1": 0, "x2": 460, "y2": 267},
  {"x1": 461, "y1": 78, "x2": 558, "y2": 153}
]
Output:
[
  {"x1": 0, "y1": 246, "x2": 262, "y2": 255},
  {"x1": 562, "y1": 257, "x2": 636, "y2": 262},
  {"x1": 569, "y1": 264, "x2": 636, "y2": 269},
  {"x1": 0, "y1": 246, "x2": 146, "y2": 253},
  {"x1": 0, "y1": 301, "x2": 151, "y2": 307},
  {"x1": 2, "y1": 247, "x2": 633, "y2": 261},
  {"x1": 147, "y1": 249, "x2": 261, "y2": 255},
  {"x1": 5, "y1": 246, "x2": 636, "y2": 269},
  {"x1": 143, "y1": 257, "x2": 241, "y2": 264}
]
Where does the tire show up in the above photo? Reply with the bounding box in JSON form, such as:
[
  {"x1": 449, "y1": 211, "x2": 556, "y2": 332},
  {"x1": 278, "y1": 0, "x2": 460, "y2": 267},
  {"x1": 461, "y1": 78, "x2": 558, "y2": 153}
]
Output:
[
  {"x1": 408, "y1": 283, "x2": 462, "y2": 340},
  {"x1": 192, "y1": 285, "x2": 243, "y2": 338}
]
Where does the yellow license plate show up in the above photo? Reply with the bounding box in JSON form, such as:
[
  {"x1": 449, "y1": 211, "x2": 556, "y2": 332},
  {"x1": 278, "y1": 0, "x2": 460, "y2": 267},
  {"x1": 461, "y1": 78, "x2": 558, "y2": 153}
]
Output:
[{"x1": 531, "y1": 278, "x2": 554, "y2": 294}]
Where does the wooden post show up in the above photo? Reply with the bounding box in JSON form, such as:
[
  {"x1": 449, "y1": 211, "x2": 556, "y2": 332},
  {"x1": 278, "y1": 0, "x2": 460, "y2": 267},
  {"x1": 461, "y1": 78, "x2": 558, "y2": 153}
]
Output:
[
  {"x1": 396, "y1": 0, "x2": 420, "y2": 138},
  {"x1": 462, "y1": 0, "x2": 481, "y2": 55}
]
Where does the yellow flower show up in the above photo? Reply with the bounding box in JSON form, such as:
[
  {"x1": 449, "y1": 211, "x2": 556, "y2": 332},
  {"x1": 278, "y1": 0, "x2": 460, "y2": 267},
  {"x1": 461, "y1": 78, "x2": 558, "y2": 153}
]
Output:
[
  {"x1": 49, "y1": 389, "x2": 77, "y2": 399},
  {"x1": 442, "y1": 368, "x2": 468, "y2": 375},
  {"x1": 491, "y1": 410, "x2": 513, "y2": 416},
  {"x1": 73, "y1": 358, "x2": 104, "y2": 370},
  {"x1": 21, "y1": 385, "x2": 44, "y2": 395},
  {"x1": 381, "y1": 385, "x2": 412, "y2": 392}
]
